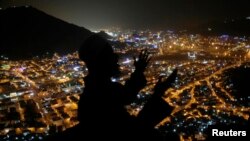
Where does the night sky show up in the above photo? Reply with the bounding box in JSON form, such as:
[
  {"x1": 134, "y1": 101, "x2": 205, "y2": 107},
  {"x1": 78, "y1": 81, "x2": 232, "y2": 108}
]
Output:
[{"x1": 1, "y1": 0, "x2": 250, "y2": 30}]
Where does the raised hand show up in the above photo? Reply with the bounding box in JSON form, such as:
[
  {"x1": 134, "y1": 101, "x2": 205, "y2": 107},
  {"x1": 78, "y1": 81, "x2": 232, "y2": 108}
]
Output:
[
  {"x1": 153, "y1": 69, "x2": 178, "y2": 97},
  {"x1": 133, "y1": 49, "x2": 151, "y2": 72},
  {"x1": 137, "y1": 69, "x2": 177, "y2": 128}
]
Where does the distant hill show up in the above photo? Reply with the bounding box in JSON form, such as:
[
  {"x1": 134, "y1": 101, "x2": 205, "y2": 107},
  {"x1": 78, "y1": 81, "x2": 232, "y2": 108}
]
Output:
[
  {"x1": 0, "y1": 6, "x2": 92, "y2": 60},
  {"x1": 189, "y1": 17, "x2": 250, "y2": 36}
]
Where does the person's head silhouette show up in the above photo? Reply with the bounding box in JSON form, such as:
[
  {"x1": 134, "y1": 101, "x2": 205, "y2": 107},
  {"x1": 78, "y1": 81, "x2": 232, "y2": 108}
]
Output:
[
  {"x1": 79, "y1": 34, "x2": 120, "y2": 78},
  {"x1": 77, "y1": 34, "x2": 120, "y2": 123}
]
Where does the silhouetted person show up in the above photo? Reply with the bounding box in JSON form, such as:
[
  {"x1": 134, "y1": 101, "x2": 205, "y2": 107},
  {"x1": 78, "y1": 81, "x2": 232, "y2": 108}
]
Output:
[{"x1": 45, "y1": 34, "x2": 178, "y2": 141}]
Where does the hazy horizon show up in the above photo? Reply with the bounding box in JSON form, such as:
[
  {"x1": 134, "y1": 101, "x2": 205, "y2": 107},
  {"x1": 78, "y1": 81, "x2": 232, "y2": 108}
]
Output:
[{"x1": 1, "y1": 0, "x2": 250, "y2": 30}]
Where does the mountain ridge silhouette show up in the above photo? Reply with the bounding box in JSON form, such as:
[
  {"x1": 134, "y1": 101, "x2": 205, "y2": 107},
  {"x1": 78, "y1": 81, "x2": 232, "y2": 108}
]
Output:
[{"x1": 0, "y1": 6, "x2": 92, "y2": 60}]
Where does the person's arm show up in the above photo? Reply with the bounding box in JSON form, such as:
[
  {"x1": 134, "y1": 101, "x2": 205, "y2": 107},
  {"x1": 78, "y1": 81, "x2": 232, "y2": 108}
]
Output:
[
  {"x1": 137, "y1": 69, "x2": 178, "y2": 128},
  {"x1": 123, "y1": 50, "x2": 151, "y2": 104},
  {"x1": 152, "y1": 69, "x2": 178, "y2": 98}
]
